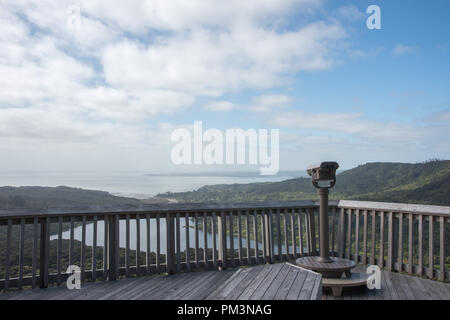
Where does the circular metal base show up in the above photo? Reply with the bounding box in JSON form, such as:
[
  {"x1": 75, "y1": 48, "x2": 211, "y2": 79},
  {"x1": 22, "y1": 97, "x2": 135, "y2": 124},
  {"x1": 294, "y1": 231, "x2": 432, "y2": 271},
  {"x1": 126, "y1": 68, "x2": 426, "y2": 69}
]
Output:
[{"x1": 295, "y1": 256, "x2": 356, "y2": 278}]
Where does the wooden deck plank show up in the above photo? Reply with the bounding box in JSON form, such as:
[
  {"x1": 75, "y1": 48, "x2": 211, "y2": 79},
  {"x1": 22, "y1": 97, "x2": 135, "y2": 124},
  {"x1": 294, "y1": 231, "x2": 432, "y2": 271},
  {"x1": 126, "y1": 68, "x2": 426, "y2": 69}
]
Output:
[
  {"x1": 248, "y1": 263, "x2": 285, "y2": 300},
  {"x1": 221, "y1": 266, "x2": 265, "y2": 300},
  {"x1": 261, "y1": 264, "x2": 291, "y2": 300},
  {"x1": 274, "y1": 267, "x2": 299, "y2": 300},
  {"x1": 286, "y1": 269, "x2": 308, "y2": 300},
  {"x1": 237, "y1": 264, "x2": 276, "y2": 300}
]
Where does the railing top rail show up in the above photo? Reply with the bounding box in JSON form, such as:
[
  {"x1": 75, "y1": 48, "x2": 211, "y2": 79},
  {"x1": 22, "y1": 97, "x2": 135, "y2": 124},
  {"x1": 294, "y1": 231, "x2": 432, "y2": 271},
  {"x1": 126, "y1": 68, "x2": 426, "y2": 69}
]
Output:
[
  {"x1": 336, "y1": 200, "x2": 450, "y2": 216},
  {"x1": 0, "y1": 200, "x2": 319, "y2": 219}
]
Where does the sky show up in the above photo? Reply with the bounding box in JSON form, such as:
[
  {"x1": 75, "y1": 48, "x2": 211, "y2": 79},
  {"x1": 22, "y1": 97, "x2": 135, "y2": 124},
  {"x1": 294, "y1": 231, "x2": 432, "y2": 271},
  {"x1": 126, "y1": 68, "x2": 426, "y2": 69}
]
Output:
[{"x1": 0, "y1": 0, "x2": 449, "y2": 173}]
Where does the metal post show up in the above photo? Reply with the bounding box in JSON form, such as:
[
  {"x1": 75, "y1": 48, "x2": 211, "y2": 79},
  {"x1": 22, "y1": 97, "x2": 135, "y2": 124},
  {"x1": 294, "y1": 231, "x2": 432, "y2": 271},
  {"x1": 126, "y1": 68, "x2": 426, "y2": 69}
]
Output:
[{"x1": 318, "y1": 188, "x2": 332, "y2": 263}]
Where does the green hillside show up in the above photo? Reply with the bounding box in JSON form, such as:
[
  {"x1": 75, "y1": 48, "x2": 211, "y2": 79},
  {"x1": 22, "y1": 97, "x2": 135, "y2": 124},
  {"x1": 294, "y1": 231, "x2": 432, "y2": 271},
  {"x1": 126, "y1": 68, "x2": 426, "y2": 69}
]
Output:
[
  {"x1": 0, "y1": 186, "x2": 142, "y2": 209},
  {"x1": 160, "y1": 160, "x2": 450, "y2": 205}
]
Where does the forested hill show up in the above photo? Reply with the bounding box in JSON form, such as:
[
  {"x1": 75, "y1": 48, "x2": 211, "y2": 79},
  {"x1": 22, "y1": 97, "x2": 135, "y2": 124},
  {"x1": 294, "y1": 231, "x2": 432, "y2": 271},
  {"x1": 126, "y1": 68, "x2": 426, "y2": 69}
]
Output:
[
  {"x1": 0, "y1": 186, "x2": 142, "y2": 209},
  {"x1": 160, "y1": 160, "x2": 450, "y2": 206}
]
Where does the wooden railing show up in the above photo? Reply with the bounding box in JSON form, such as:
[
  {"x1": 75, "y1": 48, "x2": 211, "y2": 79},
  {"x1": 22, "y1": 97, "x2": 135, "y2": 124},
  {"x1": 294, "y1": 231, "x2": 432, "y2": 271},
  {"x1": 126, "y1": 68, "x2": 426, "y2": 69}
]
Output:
[
  {"x1": 0, "y1": 200, "x2": 448, "y2": 291},
  {"x1": 0, "y1": 201, "x2": 320, "y2": 290},
  {"x1": 329, "y1": 200, "x2": 450, "y2": 281}
]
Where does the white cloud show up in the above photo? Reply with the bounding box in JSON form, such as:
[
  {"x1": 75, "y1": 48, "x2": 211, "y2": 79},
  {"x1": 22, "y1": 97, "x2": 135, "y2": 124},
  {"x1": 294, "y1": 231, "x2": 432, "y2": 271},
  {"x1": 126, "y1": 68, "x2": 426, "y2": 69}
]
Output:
[
  {"x1": 393, "y1": 44, "x2": 417, "y2": 56},
  {"x1": 336, "y1": 5, "x2": 365, "y2": 21},
  {"x1": 268, "y1": 111, "x2": 449, "y2": 145},
  {"x1": 203, "y1": 101, "x2": 236, "y2": 112}
]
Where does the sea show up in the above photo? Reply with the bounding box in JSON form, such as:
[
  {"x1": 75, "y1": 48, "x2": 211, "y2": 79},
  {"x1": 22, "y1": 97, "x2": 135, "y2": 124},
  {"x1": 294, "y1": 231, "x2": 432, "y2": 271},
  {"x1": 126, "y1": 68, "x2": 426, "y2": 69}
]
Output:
[{"x1": 0, "y1": 170, "x2": 299, "y2": 199}]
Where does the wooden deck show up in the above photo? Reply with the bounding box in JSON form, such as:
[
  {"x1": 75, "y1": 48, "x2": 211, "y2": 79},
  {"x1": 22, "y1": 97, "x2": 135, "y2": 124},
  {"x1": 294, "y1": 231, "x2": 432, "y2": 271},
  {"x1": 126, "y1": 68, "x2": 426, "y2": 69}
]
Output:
[
  {"x1": 0, "y1": 263, "x2": 322, "y2": 300},
  {"x1": 1, "y1": 263, "x2": 449, "y2": 300},
  {"x1": 322, "y1": 265, "x2": 450, "y2": 300}
]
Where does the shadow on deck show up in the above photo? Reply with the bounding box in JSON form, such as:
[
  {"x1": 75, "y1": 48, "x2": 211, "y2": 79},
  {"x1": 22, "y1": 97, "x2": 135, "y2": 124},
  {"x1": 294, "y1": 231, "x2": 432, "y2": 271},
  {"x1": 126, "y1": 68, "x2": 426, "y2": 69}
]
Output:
[{"x1": 1, "y1": 263, "x2": 449, "y2": 300}]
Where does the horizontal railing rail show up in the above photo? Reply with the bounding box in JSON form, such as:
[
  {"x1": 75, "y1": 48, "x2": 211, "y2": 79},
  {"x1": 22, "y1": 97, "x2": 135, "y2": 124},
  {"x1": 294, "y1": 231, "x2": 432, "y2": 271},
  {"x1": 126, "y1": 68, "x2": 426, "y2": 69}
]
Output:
[{"x1": 0, "y1": 200, "x2": 448, "y2": 292}]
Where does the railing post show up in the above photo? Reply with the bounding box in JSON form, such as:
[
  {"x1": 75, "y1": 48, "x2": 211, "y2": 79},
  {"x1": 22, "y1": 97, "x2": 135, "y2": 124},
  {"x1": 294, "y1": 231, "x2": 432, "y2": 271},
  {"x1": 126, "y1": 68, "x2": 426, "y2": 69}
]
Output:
[
  {"x1": 166, "y1": 213, "x2": 176, "y2": 274},
  {"x1": 107, "y1": 215, "x2": 117, "y2": 281},
  {"x1": 218, "y1": 211, "x2": 227, "y2": 269},
  {"x1": 338, "y1": 208, "x2": 345, "y2": 258},
  {"x1": 39, "y1": 217, "x2": 49, "y2": 288},
  {"x1": 263, "y1": 210, "x2": 273, "y2": 263}
]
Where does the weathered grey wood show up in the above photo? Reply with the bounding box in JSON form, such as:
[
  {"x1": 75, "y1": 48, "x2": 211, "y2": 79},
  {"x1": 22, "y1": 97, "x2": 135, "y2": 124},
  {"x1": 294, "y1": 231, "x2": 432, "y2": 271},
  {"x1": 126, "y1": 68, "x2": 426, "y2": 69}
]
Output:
[
  {"x1": 136, "y1": 214, "x2": 141, "y2": 275},
  {"x1": 239, "y1": 264, "x2": 275, "y2": 300},
  {"x1": 331, "y1": 207, "x2": 336, "y2": 256},
  {"x1": 81, "y1": 215, "x2": 86, "y2": 281},
  {"x1": 32, "y1": 217, "x2": 38, "y2": 288},
  {"x1": 39, "y1": 217, "x2": 49, "y2": 288},
  {"x1": 387, "y1": 211, "x2": 393, "y2": 272},
  {"x1": 229, "y1": 211, "x2": 235, "y2": 266},
  {"x1": 107, "y1": 215, "x2": 117, "y2": 281},
  {"x1": 194, "y1": 212, "x2": 199, "y2": 268},
  {"x1": 184, "y1": 213, "x2": 191, "y2": 271},
  {"x1": 237, "y1": 211, "x2": 242, "y2": 265},
  {"x1": 224, "y1": 266, "x2": 263, "y2": 300},
  {"x1": 218, "y1": 211, "x2": 226, "y2": 269},
  {"x1": 286, "y1": 267, "x2": 307, "y2": 300},
  {"x1": 248, "y1": 263, "x2": 284, "y2": 300},
  {"x1": 298, "y1": 271, "x2": 317, "y2": 300},
  {"x1": 125, "y1": 214, "x2": 130, "y2": 276},
  {"x1": 362, "y1": 210, "x2": 368, "y2": 264},
  {"x1": 212, "y1": 211, "x2": 217, "y2": 268},
  {"x1": 309, "y1": 208, "x2": 317, "y2": 255},
  {"x1": 69, "y1": 216, "x2": 74, "y2": 266},
  {"x1": 338, "y1": 200, "x2": 450, "y2": 217},
  {"x1": 176, "y1": 213, "x2": 181, "y2": 271},
  {"x1": 439, "y1": 216, "x2": 445, "y2": 281},
  {"x1": 253, "y1": 210, "x2": 259, "y2": 262},
  {"x1": 418, "y1": 214, "x2": 423, "y2": 276},
  {"x1": 166, "y1": 213, "x2": 176, "y2": 275},
  {"x1": 408, "y1": 213, "x2": 413, "y2": 274},
  {"x1": 3, "y1": 262, "x2": 450, "y2": 300},
  {"x1": 428, "y1": 216, "x2": 434, "y2": 279},
  {"x1": 156, "y1": 213, "x2": 161, "y2": 272},
  {"x1": 298, "y1": 210, "x2": 304, "y2": 256},
  {"x1": 355, "y1": 210, "x2": 360, "y2": 263},
  {"x1": 379, "y1": 212, "x2": 385, "y2": 268},
  {"x1": 262, "y1": 264, "x2": 290, "y2": 299},
  {"x1": 18, "y1": 218, "x2": 25, "y2": 289},
  {"x1": 276, "y1": 209, "x2": 282, "y2": 260},
  {"x1": 103, "y1": 215, "x2": 108, "y2": 279},
  {"x1": 310, "y1": 272, "x2": 322, "y2": 300},
  {"x1": 4, "y1": 218, "x2": 12, "y2": 290},
  {"x1": 346, "y1": 209, "x2": 352, "y2": 260},
  {"x1": 290, "y1": 210, "x2": 297, "y2": 258},
  {"x1": 146, "y1": 214, "x2": 151, "y2": 273},
  {"x1": 338, "y1": 208, "x2": 345, "y2": 258},
  {"x1": 371, "y1": 211, "x2": 376, "y2": 265},
  {"x1": 114, "y1": 215, "x2": 119, "y2": 275},
  {"x1": 92, "y1": 215, "x2": 97, "y2": 282},
  {"x1": 268, "y1": 209, "x2": 274, "y2": 262},
  {"x1": 283, "y1": 212, "x2": 288, "y2": 260},
  {"x1": 203, "y1": 212, "x2": 208, "y2": 267},
  {"x1": 245, "y1": 211, "x2": 251, "y2": 263},
  {"x1": 398, "y1": 213, "x2": 403, "y2": 272},
  {"x1": 55, "y1": 216, "x2": 62, "y2": 286},
  {"x1": 261, "y1": 209, "x2": 267, "y2": 263},
  {"x1": 274, "y1": 266, "x2": 298, "y2": 300}
]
